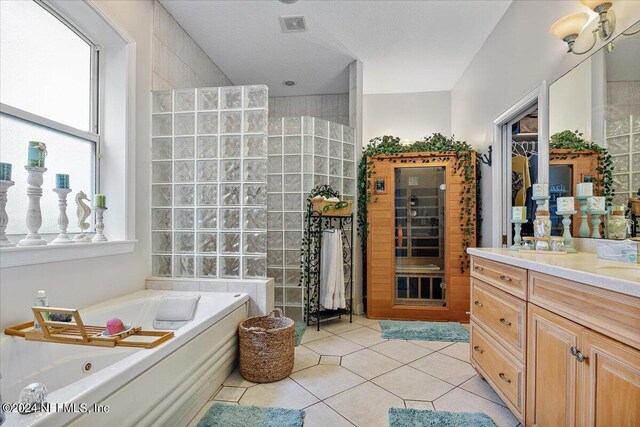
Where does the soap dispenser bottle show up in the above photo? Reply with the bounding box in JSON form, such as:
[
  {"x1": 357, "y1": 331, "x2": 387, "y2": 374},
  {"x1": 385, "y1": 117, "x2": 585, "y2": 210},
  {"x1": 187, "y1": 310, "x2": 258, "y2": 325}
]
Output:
[{"x1": 33, "y1": 290, "x2": 49, "y2": 330}]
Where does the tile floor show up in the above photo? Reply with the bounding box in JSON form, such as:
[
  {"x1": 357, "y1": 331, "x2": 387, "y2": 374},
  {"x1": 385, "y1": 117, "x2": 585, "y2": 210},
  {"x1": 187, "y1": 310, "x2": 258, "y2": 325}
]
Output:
[{"x1": 189, "y1": 315, "x2": 521, "y2": 427}]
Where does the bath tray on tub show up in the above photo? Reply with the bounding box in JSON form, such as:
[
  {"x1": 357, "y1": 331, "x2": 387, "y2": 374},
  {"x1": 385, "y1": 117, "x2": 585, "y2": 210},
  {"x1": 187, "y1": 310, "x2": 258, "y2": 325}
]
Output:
[{"x1": 3, "y1": 307, "x2": 174, "y2": 349}]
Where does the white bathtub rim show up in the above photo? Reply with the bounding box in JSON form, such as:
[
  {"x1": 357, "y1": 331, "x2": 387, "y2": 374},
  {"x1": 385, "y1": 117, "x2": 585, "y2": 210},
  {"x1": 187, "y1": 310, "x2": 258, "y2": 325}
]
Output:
[{"x1": 4, "y1": 290, "x2": 249, "y2": 427}]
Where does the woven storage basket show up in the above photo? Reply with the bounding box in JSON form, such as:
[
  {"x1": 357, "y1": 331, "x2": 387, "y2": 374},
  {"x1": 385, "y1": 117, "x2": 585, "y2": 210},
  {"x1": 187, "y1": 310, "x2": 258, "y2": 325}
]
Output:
[
  {"x1": 239, "y1": 308, "x2": 294, "y2": 383},
  {"x1": 631, "y1": 198, "x2": 640, "y2": 216}
]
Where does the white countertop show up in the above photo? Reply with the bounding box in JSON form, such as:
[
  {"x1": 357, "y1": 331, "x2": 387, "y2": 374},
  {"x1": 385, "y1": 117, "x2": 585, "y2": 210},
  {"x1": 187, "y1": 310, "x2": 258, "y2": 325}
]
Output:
[{"x1": 467, "y1": 248, "x2": 640, "y2": 298}]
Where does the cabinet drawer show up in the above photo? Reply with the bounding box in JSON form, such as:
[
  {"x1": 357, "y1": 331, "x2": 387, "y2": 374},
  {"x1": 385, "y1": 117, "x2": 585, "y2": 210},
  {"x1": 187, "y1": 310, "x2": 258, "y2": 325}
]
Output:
[
  {"x1": 471, "y1": 278, "x2": 526, "y2": 361},
  {"x1": 471, "y1": 322, "x2": 525, "y2": 420},
  {"x1": 471, "y1": 257, "x2": 527, "y2": 299}
]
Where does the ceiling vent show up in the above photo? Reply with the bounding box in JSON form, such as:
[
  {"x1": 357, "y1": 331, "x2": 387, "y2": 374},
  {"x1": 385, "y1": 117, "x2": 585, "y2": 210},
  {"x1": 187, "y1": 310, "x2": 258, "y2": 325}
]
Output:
[{"x1": 280, "y1": 16, "x2": 306, "y2": 32}]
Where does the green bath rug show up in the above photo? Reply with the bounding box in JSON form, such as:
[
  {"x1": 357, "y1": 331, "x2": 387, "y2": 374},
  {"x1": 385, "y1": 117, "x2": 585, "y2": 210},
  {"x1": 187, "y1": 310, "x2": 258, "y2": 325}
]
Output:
[
  {"x1": 294, "y1": 322, "x2": 306, "y2": 347},
  {"x1": 379, "y1": 320, "x2": 469, "y2": 342},
  {"x1": 196, "y1": 403, "x2": 304, "y2": 427},
  {"x1": 389, "y1": 408, "x2": 496, "y2": 427}
]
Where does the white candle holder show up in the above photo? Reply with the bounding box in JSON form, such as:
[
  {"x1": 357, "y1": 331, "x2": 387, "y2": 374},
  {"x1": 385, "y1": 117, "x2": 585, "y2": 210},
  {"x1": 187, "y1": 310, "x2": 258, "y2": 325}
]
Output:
[
  {"x1": 92, "y1": 206, "x2": 108, "y2": 242},
  {"x1": 532, "y1": 195, "x2": 550, "y2": 212},
  {"x1": 588, "y1": 209, "x2": 607, "y2": 239},
  {"x1": 557, "y1": 210, "x2": 577, "y2": 253},
  {"x1": 0, "y1": 180, "x2": 16, "y2": 247},
  {"x1": 18, "y1": 166, "x2": 47, "y2": 247},
  {"x1": 510, "y1": 219, "x2": 527, "y2": 251},
  {"x1": 576, "y1": 196, "x2": 591, "y2": 238},
  {"x1": 51, "y1": 188, "x2": 73, "y2": 245}
]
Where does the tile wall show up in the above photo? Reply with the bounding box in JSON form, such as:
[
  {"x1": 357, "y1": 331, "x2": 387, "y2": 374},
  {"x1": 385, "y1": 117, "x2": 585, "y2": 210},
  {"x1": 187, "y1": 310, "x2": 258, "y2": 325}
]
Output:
[{"x1": 268, "y1": 94, "x2": 350, "y2": 126}]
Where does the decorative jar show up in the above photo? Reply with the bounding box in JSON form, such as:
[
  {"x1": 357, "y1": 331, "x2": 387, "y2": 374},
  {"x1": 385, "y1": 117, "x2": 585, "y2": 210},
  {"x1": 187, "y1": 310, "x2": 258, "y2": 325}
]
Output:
[
  {"x1": 522, "y1": 237, "x2": 534, "y2": 250},
  {"x1": 607, "y1": 211, "x2": 629, "y2": 240},
  {"x1": 535, "y1": 237, "x2": 549, "y2": 251},
  {"x1": 533, "y1": 210, "x2": 551, "y2": 239},
  {"x1": 550, "y1": 236, "x2": 565, "y2": 252}
]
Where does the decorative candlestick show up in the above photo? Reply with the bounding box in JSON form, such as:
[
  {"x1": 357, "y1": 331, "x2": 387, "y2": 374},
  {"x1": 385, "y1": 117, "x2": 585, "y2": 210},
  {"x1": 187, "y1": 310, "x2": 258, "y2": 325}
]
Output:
[
  {"x1": 532, "y1": 195, "x2": 550, "y2": 212},
  {"x1": 557, "y1": 210, "x2": 578, "y2": 253},
  {"x1": 51, "y1": 188, "x2": 73, "y2": 244},
  {"x1": 73, "y1": 191, "x2": 92, "y2": 242},
  {"x1": 92, "y1": 207, "x2": 108, "y2": 242},
  {"x1": 576, "y1": 196, "x2": 590, "y2": 238},
  {"x1": 510, "y1": 219, "x2": 527, "y2": 251},
  {"x1": 18, "y1": 166, "x2": 47, "y2": 246},
  {"x1": 0, "y1": 180, "x2": 16, "y2": 247},
  {"x1": 589, "y1": 209, "x2": 607, "y2": 239}
]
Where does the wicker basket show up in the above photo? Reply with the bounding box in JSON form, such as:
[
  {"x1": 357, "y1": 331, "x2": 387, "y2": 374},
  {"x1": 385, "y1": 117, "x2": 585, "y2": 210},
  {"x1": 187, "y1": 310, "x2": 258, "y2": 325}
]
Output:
[
  {"x1": 631, "y1": 198, "x2": 640, "y2": 216},
  {"x1": 238, "y1": 308, "x2": 294, "y2": 383},
  {"x1": 311, "y1": 200, "x2": 353, "y2": 217}
]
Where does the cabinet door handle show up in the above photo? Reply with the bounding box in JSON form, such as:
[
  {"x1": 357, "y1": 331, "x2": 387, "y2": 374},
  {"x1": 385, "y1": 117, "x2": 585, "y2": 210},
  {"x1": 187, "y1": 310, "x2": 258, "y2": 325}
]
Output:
[
  {"x1": 499, "y1": 275, "x2": 512, "y2": 282},
  {"x1": 473, "y1": 345, "x2": 484, "y2": 354},
  {"x1": 474, "y1": 300, "x2": 483, "y2": 307},
  {"x1": 576, "y1": 352, "x2": 587, "y2": 363},
  {"x1": 499, "y1": 372, "x2": 511, "y2": 384},
  {"x1": 499, "y1": 318, "x2": 512, "y2": 326},
  {"x1": 474, "y1": 266, "x2": 484, "y2": 272},
  {"x1": 570, "y1": 346, "x2": 578, "y2": 356}
]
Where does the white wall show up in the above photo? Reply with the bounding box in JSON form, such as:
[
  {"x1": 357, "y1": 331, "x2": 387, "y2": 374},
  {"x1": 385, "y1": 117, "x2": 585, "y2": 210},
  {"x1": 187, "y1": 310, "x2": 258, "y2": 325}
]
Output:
[
  {"x1": 451, "y1": 0, "x2": 640, "y2": 247},
  {"x1": 363, "y1": 91, "x2": 451, "y2": 145},
  {"x1": 268, "y1": 94, "x2": 349, "y2": 126},
  {"x1": 549, "y1": 57, "x2": 593, "y2": 140}
]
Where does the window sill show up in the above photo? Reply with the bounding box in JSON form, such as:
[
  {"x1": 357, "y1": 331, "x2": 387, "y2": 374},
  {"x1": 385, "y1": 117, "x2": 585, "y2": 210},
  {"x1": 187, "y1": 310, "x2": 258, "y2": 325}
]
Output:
[{"x1": 0, "y1": 240, "x2": 137, "y2": 268}]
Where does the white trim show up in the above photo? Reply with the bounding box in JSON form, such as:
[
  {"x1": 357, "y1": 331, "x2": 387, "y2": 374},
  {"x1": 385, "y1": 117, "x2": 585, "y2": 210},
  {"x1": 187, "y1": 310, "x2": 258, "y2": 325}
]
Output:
[
  {"x1": 0, "y1": 240, "x2": 136, "y2": 268},
  {"x1": 0, "y1": 103, "x2": 99, "y2": 143},
  {"x1": 491, "y1": 81, "x2": 548, "y2": 247}
]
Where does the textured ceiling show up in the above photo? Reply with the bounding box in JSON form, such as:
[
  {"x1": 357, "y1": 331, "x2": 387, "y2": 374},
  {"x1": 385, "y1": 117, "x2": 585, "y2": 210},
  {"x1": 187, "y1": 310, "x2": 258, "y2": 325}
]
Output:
[{"x1": 160, "y1": 0, "x2": 511, "y2": 96}]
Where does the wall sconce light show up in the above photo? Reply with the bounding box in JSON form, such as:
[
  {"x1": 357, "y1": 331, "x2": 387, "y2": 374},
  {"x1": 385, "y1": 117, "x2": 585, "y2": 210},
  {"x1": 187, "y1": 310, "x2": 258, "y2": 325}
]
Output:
[{"x1": 550, "y1": 1, "x2": 617, "y2": 55}]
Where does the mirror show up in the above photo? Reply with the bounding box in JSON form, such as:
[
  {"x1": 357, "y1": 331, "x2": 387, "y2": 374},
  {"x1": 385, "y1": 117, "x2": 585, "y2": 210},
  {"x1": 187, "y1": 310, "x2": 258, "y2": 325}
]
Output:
[{"x1": 548, "y1": 20, "x2": 640, "y2": 239}]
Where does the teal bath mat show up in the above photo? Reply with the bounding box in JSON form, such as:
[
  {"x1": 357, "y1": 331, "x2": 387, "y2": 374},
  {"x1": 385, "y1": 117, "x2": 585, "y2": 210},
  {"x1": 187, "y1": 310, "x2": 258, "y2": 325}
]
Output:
[
  {"x1": 379, "y1": 320, "x2": 469, "y2": 342},
  {"x1": 294, "y1": 322, "x2": 306, "y2": 347},
  {"x1": 196, "y1": 403, "x2": 304, "y2": 427},
  {"x1": 389, "y1": 408, "x2": 496, "y2": 427}
]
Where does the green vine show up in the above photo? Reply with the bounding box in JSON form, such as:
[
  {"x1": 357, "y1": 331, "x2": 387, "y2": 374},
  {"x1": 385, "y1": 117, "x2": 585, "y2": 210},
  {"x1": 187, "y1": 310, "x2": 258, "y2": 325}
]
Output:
[
  {"x1": 357, "y1": 133, "x2": 480, "y2": 274},
  {"x1": 549, "y1": 130, "x2": 615, "y2": 206}
]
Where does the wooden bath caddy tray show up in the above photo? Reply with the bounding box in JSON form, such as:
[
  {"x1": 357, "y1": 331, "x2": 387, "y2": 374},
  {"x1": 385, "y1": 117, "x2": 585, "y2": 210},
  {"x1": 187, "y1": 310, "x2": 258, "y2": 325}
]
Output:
[{"x1": 3, "y1": 307, "x2": 174, "y2": 349}]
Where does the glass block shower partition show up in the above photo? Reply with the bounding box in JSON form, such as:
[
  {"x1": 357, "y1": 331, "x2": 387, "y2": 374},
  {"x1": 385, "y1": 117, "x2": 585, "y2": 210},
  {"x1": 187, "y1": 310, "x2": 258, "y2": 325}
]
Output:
[
  {"x1": 267, "y1": 117, "x2": 356, "y2": 322},
  {"x1": 151, "y1": 85, "x2": 268, "y2": 279}
]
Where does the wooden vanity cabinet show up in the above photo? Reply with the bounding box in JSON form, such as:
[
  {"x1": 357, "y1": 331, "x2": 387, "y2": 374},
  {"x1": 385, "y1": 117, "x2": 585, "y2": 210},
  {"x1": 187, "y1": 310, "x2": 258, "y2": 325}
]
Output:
[{"x1": 469, "y1": 255, "x2": 640, "y2": 427}]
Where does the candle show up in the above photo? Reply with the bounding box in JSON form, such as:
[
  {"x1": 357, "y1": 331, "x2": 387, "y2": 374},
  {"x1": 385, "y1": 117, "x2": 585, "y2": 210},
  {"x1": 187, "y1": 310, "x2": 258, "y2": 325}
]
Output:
[
  {"x1": 556, "y1": 196, "x2": 575, "y2": 212},
  {"x1": 94, "y1": 194, "x2": 106, "y2": 208},
  {"x1": 55, "y1": 174, "x2": 69, "y2": 189},
  {"x1": 0, "y1": 163, "x2": 11, "y2": 181},
  {"x1": 512, "y1": 206, "x2": 526, "y2": 221},
  {"x1": 533, "y1": 183, "x2": 549, "y2": 197},
  {"x1": 587, "y1": 196, "x2": 605, "y2": 212},
  {"x1": 27, "y1": 141, "x2": 47, "y2": 168},
  {"x1": 576, "y1": 182, "x2": 593, "y2": 197}
]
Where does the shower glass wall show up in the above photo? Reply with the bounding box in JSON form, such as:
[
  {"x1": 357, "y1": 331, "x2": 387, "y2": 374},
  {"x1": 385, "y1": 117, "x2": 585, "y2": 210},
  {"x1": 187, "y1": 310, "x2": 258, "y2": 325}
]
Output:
[{"x1": 267, "y1": 116, "x2": 355, "y2": 322}]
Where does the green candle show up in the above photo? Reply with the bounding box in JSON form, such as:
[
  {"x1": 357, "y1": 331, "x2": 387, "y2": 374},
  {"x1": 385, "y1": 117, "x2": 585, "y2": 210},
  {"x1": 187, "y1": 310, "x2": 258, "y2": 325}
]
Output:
[{"x1": 94, "y1": 194, "x2": 106, "y2": 208}]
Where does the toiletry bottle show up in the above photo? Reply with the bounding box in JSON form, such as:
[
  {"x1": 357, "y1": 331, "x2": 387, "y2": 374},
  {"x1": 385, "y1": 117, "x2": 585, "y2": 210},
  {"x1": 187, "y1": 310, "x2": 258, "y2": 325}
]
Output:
[{"x1": 33, "y1": 290, "x2": 49, "y2": 331}]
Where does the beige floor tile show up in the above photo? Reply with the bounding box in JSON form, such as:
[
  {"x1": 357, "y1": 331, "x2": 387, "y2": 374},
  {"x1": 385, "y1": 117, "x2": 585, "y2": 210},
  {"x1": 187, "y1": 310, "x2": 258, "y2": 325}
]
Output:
[
  {"x1": 300, "y1": 327, "x2": 333, "y2": 344},
  {"x1": 239, "y1": 377, "x2": 318, "y2": 409},
  {"x1": 341, "y1": 348, "x2": 402, "y2": 380},
  {"x1": 352, "y1": 315, "x2": 379, "y2": 327},
  {"x1": 325, "y1": 382, "x2": 404, "y2": 427},
  {"x1": 340, "y1": 326, "x2": 388, "y2": 347},
  {"x1": 410, "y1": 352, "x2": 477, "y2": 385},
  {"x1": 321, "y1": 319, "x2": 364, "y2": 334},
  {"x1": 290, "y1": 364, "x2": 366, "y2": 400},
  {"x1": 292, "y1": 345, "x2": 321, "y2": 372},
  {"x1": 367, "y1": 322, "x2": 382, "y2": 332},
  {"x1": 460, "y1": 375, "x2": 507, "y2": 406},
  {"x1": 372, "y1": 365, "x2": 454, "y2": 401},
  {"x1": 405, "y1": 400, "x2": 436, "y2": 410},
  {"x1": 320, "y1": 355, "x2": 341, "y2": 365},
  {"x1": 439, "y1": 342, "x2": 471, "y2": 362},
  {"x1": 303, "y1": 402, "x2": 354, "y2": 427},
  {"x1": 304, "y1": 335, "x2": 364, "y2": 356},
  {"x1": 434, "y1": 387, "x2": 519, "y2": 427},
  {"x1": 411, "y1": 340, "x2": 455, "y2": 351},
  {"x1": 222, "y1": 368, "x2": 258, "y2": 388},
  {"x1": 213, "y1": 386, "x2": 246, "y2": 402},
  {"x1": 370, "y1": 340, "x2": 433, "y2": 364}
]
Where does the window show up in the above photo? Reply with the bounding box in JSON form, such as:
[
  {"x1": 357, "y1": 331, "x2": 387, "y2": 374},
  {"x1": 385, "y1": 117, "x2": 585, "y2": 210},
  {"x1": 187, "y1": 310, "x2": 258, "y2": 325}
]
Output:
[{"x1": 0, "y1": 0, "x2": 98, "y2": 235}]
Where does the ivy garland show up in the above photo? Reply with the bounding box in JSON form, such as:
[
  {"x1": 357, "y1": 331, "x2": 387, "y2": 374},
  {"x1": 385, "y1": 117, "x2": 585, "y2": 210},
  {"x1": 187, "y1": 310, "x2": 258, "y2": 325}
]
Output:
[
  {"x1": 357, "y1": 133, "x2": 480, "y2": 274},
  {"x1": 549, "y1": 130, "x2": 615, "y2": 206}
]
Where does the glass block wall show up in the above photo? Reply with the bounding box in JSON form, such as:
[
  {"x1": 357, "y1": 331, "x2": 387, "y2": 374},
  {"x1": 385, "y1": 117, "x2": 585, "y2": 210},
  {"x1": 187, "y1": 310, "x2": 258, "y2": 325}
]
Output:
[
  {"x1": 606, "y1": 115, "x2": 640, "y2": 206},
  {"x1": 151, "y1": 85, "x2": 268, "y2": 279},
  {"x1": 267, "y1": 116, "x2": 356, "y2": 322}
]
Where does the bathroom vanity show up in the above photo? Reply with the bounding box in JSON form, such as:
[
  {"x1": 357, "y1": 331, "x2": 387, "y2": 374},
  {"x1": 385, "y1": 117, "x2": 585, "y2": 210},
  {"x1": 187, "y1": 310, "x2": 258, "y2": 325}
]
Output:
[{"x1": 468, "y1": 248, "x2": 639, "y2": 426}]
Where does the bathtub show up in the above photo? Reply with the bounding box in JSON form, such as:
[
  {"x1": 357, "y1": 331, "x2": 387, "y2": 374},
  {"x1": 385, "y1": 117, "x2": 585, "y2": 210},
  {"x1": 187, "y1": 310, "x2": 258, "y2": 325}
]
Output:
[{"x1": 1, "y1": 290, "x2": 249, "y2": 427}]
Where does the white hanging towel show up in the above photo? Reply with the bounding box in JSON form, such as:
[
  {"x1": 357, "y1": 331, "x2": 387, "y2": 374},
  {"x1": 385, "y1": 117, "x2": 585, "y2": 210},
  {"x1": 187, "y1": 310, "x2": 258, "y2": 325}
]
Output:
[{"x1": 320, "y1": 229, "x2": 346, "y2": 310}]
